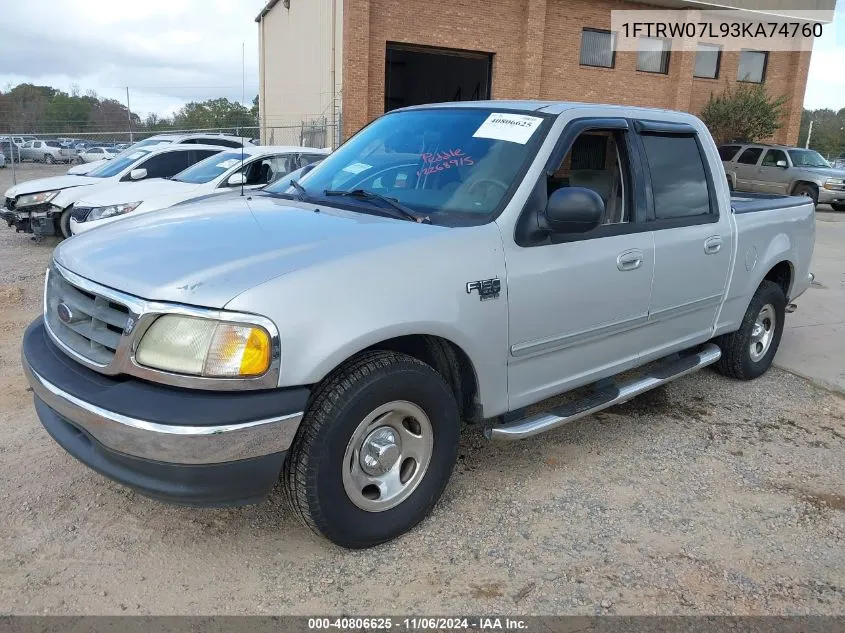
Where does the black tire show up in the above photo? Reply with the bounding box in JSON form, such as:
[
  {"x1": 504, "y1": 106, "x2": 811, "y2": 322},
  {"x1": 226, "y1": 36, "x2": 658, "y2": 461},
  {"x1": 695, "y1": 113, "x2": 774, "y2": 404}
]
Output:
[
  {"x1": 792, "y1": 183, "x2": 818, "y2": 206},
  {"x1": 58, "y1": 208, "x2": 72, "y2": 239},
  {"x1": 44, "y1": 154, "x2": 55, "y2": 165},
  {"x1": 715, "y1": 280, "x2": 786, "y2": 380},
  {"x1": 831, "y1": 202, "x2": 845, "y2": 212},
  {"x1": 284, "y1": 350, "x2": 460, "y2": 548}
]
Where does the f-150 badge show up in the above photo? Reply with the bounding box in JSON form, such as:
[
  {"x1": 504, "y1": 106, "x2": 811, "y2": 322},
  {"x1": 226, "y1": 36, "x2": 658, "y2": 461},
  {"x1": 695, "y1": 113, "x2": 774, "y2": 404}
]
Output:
[{"x1": 466, "y1": 278, "x2": 501, "y2": 301}]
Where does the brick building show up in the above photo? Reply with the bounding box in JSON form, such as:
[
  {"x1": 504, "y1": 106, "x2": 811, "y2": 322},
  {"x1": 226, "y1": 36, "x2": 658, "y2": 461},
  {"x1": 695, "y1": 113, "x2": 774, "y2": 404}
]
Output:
[{"x1": 256, "y1": 0, "x2": 834, "y2": 147}]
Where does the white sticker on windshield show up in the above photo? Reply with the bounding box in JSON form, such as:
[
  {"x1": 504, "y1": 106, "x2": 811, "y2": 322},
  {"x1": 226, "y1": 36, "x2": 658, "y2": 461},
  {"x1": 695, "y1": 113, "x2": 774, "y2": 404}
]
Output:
[
  {"x1": 472, "y1": 113, "x2": 544, "y2": 144},
  {"x1": 216, "y1": 159, "x2": 240, "y2": 169},
  {"x1": 342, "y1": 162, "x2": 372, "y2": 175}
]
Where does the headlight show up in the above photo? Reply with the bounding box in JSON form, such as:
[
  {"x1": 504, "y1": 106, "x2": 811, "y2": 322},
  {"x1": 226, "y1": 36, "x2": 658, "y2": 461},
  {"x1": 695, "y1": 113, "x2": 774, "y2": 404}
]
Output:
[
  {"x1": 16, "y1": 190, "x2": 59, "y2": 207},
  {"x1": 135, "y1": 315, "x2": 272, "y2": 378},
  {"x1": 87, "y1": 201, "x2": 142, "y2": 221},
  {"x1": 823, "y1": 179, "x2": 845, "y2": 190}
]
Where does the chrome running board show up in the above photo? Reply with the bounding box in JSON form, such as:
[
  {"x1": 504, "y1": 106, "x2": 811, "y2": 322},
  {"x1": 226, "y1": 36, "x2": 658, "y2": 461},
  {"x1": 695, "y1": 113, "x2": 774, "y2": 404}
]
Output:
[{"x1": 486, "y1": 343, "x2": 722, "y2": 441}]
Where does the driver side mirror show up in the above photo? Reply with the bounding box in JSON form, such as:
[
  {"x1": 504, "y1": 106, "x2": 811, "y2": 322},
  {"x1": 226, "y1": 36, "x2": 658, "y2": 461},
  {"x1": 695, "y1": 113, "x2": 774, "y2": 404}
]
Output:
[
  {"x1": 543, "y1": 187, "x2": 604, "y2": 234},
  {"x1": 227, "y1": 172, "x2": 246, "y2": 186},
  {"x1": 129, "y1": 168, "x2": 147, "y2": 181},
  {"x1": 776, "y1": 160, "x2": 788, "y2": 168}
]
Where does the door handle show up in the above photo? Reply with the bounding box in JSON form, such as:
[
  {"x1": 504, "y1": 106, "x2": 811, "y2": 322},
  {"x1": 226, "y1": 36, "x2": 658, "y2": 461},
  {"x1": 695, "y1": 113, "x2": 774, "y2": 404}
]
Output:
[
  {"x1": 617, "y1": 249, "x2": 644, "y2": 271},
  {"x1": 704, "y1": 236, "x2": 722, "y2": 254}
]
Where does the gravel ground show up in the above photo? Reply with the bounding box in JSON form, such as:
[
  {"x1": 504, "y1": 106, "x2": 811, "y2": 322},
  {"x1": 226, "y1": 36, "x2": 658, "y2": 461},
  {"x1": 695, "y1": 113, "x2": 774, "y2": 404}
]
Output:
[{"x1": 1, "y1": 166, "x2": 844, "y2": 615}]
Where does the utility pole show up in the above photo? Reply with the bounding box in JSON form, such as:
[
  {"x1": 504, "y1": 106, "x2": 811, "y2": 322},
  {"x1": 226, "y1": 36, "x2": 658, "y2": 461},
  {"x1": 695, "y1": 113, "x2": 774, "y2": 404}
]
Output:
[
  {"x1": 126, "y1": 87, "x2": 134, "y2": 143},
  {"x1": 330, "y1": 0, "x2": 337, "y2": 149},
  {"x1": 805, "y1": 120, "x2": 813, "y2": 149}
]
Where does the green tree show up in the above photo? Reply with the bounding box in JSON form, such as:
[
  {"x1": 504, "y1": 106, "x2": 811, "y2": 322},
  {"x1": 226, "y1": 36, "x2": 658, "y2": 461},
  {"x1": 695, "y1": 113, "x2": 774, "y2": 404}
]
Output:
[{"x1": 700, "y1": 83, "x2": 787, "y2": 145}]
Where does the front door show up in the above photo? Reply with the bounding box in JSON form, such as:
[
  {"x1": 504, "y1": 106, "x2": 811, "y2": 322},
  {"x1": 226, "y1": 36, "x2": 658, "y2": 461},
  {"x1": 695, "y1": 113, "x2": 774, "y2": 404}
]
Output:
[
  {"x1": 756, "y1": 148, "x2": 791, "y2": 194},
  {"x1": 505, "y1": 120, "x2": 654, "y2": 410}
]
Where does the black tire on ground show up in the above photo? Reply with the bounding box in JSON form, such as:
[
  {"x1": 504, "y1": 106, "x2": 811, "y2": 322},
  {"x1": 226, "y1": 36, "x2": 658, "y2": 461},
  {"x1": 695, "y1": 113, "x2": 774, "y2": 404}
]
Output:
[
  {"x1": 792, "y1": 183, "x2": 818, "y2": 206},
  {"x1": 284, "y1": 350, "x2": 461, "y2": 548},
  {"x1": 44, "y1": 154, "x2": 54, "y2": 164},
  {"x1": 58, "y1": 208, "x2": 72, "y2": 239},
  {"x1": 715, "y1": 280, "x2": 786, "y2": 381},
  {"x1": 831, "y1": 202, "x2": 845, "y2": 212}
]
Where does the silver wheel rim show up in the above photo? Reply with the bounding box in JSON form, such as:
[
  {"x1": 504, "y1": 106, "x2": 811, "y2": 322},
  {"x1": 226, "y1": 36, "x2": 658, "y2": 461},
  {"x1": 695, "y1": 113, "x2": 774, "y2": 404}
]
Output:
[
  {"x1": 342, "y1": 400, "x2": 433, "y2": 512},
  {"x1": 749, "y1": 303, "x2": 776, "y2": 362}
]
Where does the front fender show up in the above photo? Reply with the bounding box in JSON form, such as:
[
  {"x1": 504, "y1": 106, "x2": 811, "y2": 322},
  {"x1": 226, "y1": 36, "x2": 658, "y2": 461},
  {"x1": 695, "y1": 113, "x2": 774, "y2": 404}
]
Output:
[{"x1": 225, "y1": 223, "x2": 511, "y2": 417}]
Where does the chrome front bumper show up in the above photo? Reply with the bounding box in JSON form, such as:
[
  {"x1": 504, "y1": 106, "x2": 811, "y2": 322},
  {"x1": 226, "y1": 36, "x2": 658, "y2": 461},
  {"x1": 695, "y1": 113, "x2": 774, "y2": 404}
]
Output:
[{"x1": 23, "y1": 358, "x2": 303, "y2": 465}]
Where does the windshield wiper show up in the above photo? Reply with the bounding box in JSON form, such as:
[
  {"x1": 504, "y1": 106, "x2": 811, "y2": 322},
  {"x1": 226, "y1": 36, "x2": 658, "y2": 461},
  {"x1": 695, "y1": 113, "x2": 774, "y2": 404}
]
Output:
[
  {"x1": 289, "y1": 179, "x2": 308, "y2": 200},
  {"x1": 323, "y1": 189, "x2": 430, "y2": 223}
]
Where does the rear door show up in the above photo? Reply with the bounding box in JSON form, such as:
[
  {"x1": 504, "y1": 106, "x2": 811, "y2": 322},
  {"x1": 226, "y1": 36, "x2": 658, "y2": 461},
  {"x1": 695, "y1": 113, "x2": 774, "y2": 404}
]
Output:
[
  {"x1": 756, "y1": 148, "x2": 791, "y2": 194},
  {"x1": 632, "y1": 120, "x2": 732, "y2": 356},
  {"x1": 733, "y1": 146, "x2": 764, "y2": 191}
]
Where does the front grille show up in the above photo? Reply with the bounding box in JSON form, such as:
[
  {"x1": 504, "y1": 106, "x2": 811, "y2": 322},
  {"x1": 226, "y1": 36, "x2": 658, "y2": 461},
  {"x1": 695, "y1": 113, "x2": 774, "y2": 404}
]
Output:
[
  {"x1": 70, "y1": 206, "x2": 91, "y2": 222},
  {"x1": 5, "y1": 197, "x2": 14, "y2": 210},
  {"x1": 45, "y1": 267, "x2": 130, "y2": 366}
]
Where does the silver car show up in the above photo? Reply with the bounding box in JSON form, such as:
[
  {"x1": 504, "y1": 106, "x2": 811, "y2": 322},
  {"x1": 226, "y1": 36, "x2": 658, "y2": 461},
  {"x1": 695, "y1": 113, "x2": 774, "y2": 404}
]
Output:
[
  {"x1": 19, "y1": 140, "x2": 75, "y2": 164},
  {"x1": 721, "y1": 142, "x2": 845, "y2": 211}
]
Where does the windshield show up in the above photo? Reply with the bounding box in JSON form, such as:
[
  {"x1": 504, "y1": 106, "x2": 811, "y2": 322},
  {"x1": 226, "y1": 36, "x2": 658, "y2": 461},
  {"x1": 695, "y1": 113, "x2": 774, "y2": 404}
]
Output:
[
  {"x1": 87, "y1": 149, "x2": 151, "y2": 178},
  {"x1": 173, "y1": 151, "x2": 245, "y2": 184},
  {"x1": 287, "y1": 108, "x2": 551, "y2": 224},
  {"x1": 787, "y1": 149, "x2": 830, "y2": 168}
]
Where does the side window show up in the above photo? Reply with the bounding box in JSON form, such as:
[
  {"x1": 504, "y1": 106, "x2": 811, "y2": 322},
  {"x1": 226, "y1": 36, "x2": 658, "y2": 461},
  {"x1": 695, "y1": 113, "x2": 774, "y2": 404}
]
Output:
[
  {"x1": 761, "y1": 149, "x2": 787, "y2": 167},
  {"x1": 189, "y1": 150, "x2": 220, "y2": 165},
  {"x1": 736, "y1": 147, "x2": 763, "y2": 165},
  {"x1": 301, "y1": 154, "x2": 326, "y2": 166},
  {"x1": 547, "y1": 129, "x2": 631, "y2": 225},
  {"x1": 718, "y1": 145, "x2": 741, "y2": 161},
  {"x1": 209, "y1": 139, "x2": 243, "y2": 148},
  {"x1": 640, "y1": 134, "x2": 711, "y2": 220},
  {"x1": 244, "y1": 158, "x2": 276, "y2": 185},
  {"x1": 136, "y1": 151, "x2": 192, "y2": 179}
]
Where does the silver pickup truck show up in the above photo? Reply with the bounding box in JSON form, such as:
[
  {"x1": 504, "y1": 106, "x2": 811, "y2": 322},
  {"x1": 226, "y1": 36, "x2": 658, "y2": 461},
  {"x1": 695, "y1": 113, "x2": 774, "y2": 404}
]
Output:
[{"x1": 22, "y1": 101, "x2": 815, "y2": 548}]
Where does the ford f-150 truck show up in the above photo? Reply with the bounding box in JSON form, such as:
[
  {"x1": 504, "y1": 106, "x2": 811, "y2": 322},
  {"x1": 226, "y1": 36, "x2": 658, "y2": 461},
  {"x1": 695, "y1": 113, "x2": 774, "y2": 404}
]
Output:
[{"x1": 22, "y1": 101, "x2": 815, "y2": 548}]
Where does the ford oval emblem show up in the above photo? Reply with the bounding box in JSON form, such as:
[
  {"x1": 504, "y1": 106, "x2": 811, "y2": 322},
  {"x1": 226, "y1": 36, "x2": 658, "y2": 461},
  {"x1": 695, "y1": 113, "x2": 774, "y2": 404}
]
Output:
[{"x1": 56, "y1": 302, "x2": 73, "y2": 324}]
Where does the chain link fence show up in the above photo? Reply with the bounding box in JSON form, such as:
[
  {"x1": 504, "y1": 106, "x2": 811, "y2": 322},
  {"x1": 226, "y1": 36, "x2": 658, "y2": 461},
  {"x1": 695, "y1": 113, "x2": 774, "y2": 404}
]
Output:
[{"x1": 2, "y1": 117, "x2": 340, "y2": 184}]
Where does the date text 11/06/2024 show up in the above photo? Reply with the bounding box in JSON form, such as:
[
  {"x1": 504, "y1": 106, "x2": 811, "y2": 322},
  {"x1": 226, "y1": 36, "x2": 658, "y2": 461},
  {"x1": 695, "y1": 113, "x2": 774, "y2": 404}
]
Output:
[{"x1": 307, "y1": 617, "x2": 529, "y2": 630}]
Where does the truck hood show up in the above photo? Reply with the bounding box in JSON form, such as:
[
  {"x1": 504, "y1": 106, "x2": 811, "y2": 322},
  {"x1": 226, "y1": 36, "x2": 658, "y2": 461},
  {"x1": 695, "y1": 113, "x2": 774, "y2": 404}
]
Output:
[
  {"x1": 5, "y1": 174, "x2": 101, "y2": 199},
  {"x1": 794, "y1": 166, "x2": 845, "y2": 179},
  {"x1": 75, "y1": 178, "x2": 202, "y2": 208},
  {"x1": 54, "y1": 194, "x2": 447, "y2": 308}
]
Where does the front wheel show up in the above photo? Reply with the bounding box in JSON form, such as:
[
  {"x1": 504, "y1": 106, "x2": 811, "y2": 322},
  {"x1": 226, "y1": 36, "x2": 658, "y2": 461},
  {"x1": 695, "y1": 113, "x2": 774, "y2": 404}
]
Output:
[
  {"x1": 284, "y1": 350, "x2": 460, "y2": 548},
  {"x1": 44, "y1": 154, "x2": 55, "y2": 164},
  {"x1": 58, "y1": 208, "x2": 72, "y2": 239},
  {"x1": 831, "y1": 202, "x2": 845, "y2": 212},
  {"x1": 792, "y1": 183, "x2": 818, "y2": 206},
  {"x1": 715, "y1": 280, "x2": 786, "y2": 380}
]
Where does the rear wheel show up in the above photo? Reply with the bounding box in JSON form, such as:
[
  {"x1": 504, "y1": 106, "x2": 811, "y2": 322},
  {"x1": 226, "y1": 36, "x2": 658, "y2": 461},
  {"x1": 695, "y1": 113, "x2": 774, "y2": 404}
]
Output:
[
  {"x1": 831, "y1": 202, "x2": 845, "y2": 212},
  {"x1": 715, "y1": 280, "x2": 786, "y2": 380},
  {"x1": 284, "y1": 350, "x2": 460, "y2": 548},
  {"x1": 792, "y1": 183, "x2": 818, "y2": 206}
]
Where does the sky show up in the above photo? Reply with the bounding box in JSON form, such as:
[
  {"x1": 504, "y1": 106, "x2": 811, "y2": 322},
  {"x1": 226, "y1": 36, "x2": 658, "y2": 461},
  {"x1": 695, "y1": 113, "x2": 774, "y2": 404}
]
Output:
[
  {"x1": 0, "y1": 0, "x2": 843, "y2": 119},
  {"x1": 0, "y1": 0, "x2": 266, "y2": 118}
]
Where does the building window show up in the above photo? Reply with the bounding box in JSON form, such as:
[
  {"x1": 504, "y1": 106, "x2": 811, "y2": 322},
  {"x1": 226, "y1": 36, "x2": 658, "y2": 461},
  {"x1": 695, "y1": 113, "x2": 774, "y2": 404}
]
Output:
[
  {"x1": 580, "y1": 29, "x2": 616, "y2": 68},
  {"x1": 694, "y1": 43, "x2": 721, "y2": 79},
  {"x1": 738, "y1": 49, "x2": 767, "y2": 83},
  {"x1": 637, "y1": 37, "x2": 670, "y2": 74}
]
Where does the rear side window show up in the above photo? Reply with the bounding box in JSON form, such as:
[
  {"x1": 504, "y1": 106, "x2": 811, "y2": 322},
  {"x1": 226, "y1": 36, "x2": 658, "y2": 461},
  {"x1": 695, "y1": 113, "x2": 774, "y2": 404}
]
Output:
[
  {"x1": 718, "y1": 145, "x2": 741, "y2": 161},
  {"x1": 736, "y1": 147, "x2": 763, "y2": 165},
  {"x1": 137, "y1": 151, "x2": 193, "y2": 179},
  {"x1": 640, "y1": 134, "x2": 711, "y2": 220}
]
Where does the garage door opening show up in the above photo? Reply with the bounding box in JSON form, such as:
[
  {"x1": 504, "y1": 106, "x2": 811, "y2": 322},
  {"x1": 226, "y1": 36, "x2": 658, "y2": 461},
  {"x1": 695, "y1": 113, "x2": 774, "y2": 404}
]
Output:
[{"x1": 384, "y1": 43, "x2": 492, "y2": 112}]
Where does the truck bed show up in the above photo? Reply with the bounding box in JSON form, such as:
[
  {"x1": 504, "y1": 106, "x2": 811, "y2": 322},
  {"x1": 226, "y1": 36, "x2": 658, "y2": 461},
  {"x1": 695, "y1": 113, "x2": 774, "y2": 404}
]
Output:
[{"x1": 731, "y1": 192, "x2": 810, "y2": 215}]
